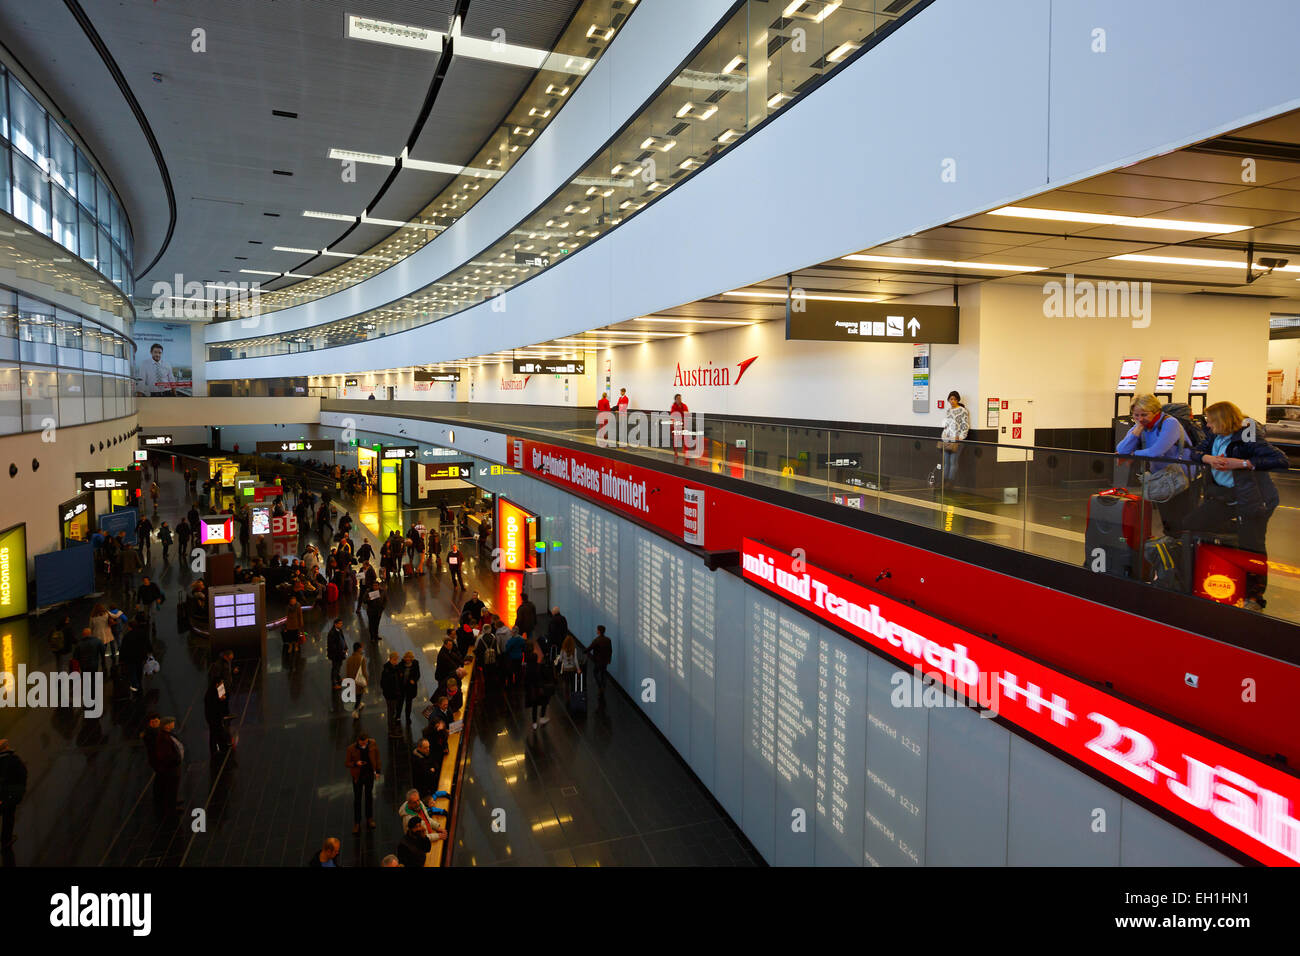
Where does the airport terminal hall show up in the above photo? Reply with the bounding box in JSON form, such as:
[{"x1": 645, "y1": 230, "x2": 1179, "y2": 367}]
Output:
[{"x1": 0, "y1": 0, "x2": 1298, "y2": 924}]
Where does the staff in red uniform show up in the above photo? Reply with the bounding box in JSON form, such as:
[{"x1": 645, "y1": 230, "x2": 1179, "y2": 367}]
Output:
[
  {"x1": 596, "y1": 392, "x2": 613, "y2": 447},
  {"x1": 670, "y1": 393, "x2": 689, "y2": 459}
]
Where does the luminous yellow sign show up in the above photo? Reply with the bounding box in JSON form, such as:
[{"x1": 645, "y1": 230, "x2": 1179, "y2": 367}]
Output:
[
  {"x1": 1202, "y1": 574, "x2": 1237, "y2": 602},
  {"x1": 0, "y1": 524, "x2": 28, "y2": 620}
]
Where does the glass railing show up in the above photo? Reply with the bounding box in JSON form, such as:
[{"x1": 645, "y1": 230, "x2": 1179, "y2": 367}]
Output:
[
  {"x1": 209, "y1": 0, "x2": 932, "y2": 355},
  {"x1": 320, "y1": 398, "x2": 1300, "y2": 629}
]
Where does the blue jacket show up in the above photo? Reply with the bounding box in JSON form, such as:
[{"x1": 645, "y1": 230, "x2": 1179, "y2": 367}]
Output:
[
  {"x1": 1190, "y1": 422, "x2": 1288, "y2": 517},
  {"x1": 1116, "y1": 413, "x2": 1187, "y2": 461}
]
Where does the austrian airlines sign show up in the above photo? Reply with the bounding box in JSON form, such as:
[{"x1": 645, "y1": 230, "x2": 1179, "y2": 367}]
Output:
[{"x1": 741, "y1": 538, "x2": 1300, "y2": 866}]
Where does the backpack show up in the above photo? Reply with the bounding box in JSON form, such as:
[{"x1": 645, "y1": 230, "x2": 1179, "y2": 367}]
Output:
[
  {"x1": 481, "y1": 633, "x2": 499, "y2": 666},
  {"x1": 325, "y1": 582, "x2": 339, "y2": 603},
  {"x1": 1162, "y1": 403, "x2": 1205, "y2": 450}
]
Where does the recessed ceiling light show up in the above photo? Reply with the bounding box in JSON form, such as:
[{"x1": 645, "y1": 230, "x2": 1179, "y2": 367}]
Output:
[
  {"x1": 717, "y1": 128, "x2": 741, "y2": 144},
  {"x1": 1109, "y1": 252, "x2": 1300, "y2": 271},
  {"x1": 303, "y1": 210, "x2": 359, "y2": 222},
  {"x1": 991, "y1": 206, "x2": 1248, "y2": 234},
  {"x1": 722, "y1": 55, "x2": 745, "y2": 74},
  {"x1": 842, "y1": 253, "x2": 1044, "y2": 273},
  {"x1": 826, "y1": 42, "x2": 856, "y2": 62},
  {"x1": 273, "y1": 246, "x2": 318, "y2": 255},
  {"x1": 767, "y1": 92, "x2": 791, "y2": 108},
  {"x1": 723, "y1": 290, "x2": 885, "y2": 302}
]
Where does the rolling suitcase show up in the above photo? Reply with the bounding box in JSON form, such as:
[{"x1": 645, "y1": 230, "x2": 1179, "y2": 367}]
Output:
[
  {"x1": 568, "y1": 671, "x2": 587, "y2": 717},
  {"x1": 1084, "y1": 487, "x2": 1152, "y2": 578},
  {"x1": 1194, "y1": 542, "x2": 1267, "y2": 605}
]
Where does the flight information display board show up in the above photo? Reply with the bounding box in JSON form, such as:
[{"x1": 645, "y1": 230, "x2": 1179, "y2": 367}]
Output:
[{"x1": 450, "y1": 464, "x2": 1249, "y2": 867}]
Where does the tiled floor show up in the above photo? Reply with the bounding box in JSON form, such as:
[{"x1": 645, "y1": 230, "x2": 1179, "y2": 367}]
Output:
[{"x1": 2, "y1": 457, "x2": 761, "y2": 868}]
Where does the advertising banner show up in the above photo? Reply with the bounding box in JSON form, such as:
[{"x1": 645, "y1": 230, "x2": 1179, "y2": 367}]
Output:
[
  {"x1": 133, "y1": 320, "x2": 193, "y2": 396},
  {"x1": 497, "y1": 498, "x2": 530, "y2": 572},
  {"x1": 0, "y1": 523, "x2": 28, "y2": 620}
]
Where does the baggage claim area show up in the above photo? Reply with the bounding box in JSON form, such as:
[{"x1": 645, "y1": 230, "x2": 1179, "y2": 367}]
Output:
[{"x1": 0, "y1": 0, "x2": 1296, "y2": 936}]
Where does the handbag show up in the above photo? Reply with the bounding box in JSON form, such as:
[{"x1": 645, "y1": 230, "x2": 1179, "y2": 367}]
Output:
[
  {"x1": 1140, "y1": 463, "x2": 1189, "y2": 503},
  {"x1": 356, "y1": 670, "x2": 368, "y2": 688},
  {"x1": 937, "y1": 440, "x2": 960, "y2": 453},
  {"x1": 143, "y1": 655, "x2": 160, "y2": 676},
  {"x1": 422, "y1": 703, "x2": 435, "y2": 720}
]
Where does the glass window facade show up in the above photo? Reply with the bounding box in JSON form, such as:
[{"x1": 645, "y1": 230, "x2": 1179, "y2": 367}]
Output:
[
  {"x1": 0, "y1": 285, "x2": 134, "y2": 435},
  {"x1": 0, "y1": 63, "x2": 134, "y2": 295}
]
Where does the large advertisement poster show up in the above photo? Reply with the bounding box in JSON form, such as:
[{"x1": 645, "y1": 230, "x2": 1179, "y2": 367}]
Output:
[{"x1": 133, "y1": 320, "x2": 193, "y2": 396}]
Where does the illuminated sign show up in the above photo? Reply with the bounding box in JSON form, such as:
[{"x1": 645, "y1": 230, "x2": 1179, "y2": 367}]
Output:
[
  {"x1": 740, "y1": 538, "x2": 1300, "y2": 866},
  {"x1": 497, "y1": 498, "x2": 529, "y2": 572},
  {"x1": 270, "y1": 514, "x2": 299, "y2": 538},
  {"x1": 77, "y1": 471, "x2": 139, "y2": 492},
  {"x1": 134, "y1": 450, "x2": 148, "y2": 462},
  {"x1": 251, "y1": 507, "x2": 270, "y2": 536},
  {"x1": 58, "y1": 493, "x2": 94, "y2": 547},
  {"x1": 817, "y1": 452, "x2": 863, "y2": 469},
  {"x1": 382, "y1": 445, "x2": 418, "y2": 460},
  {"x1": 476, "y1": 464, "x2": 520, "y2": 476},
  {"x1": 345, "y1": 378, "x2": 359, "y2": 387},
  {"x1": 0, "y1": 524, "x2": 28, "y2": 620},
  {"x1": 255, "y1": 440, "x2": 335, "y2": 453},
  {"x1": 1156, "y1": 359, "x2": 1179, "y2": 393},
  {"x1": 425, "y1": 463, "x2": 470, "y2": 480},
  {"x1": 212, "y1": 590, "x2": 258, "y2": 629},
  {"x1": 200, "y1": 515, "x2": 234, "y2": 545},
  {"x1": 1116, "y1": 358, "x2": 1142, "y2": 392},
  {"x1": 141, "y1": 434, "x2": 174, "y2": 446},
  {"x1": 220, "y1": 462, "x2": 239, "y2": 487},
  {"x1": 1190, "y1": 358, "x2": 1214, "y2": 393},
  {"x1": 683, "y1": 488, "x2": 704, "y2": 546},
  {"x1": 414, "y1": 369, "x2": 460, "y2": 382}
]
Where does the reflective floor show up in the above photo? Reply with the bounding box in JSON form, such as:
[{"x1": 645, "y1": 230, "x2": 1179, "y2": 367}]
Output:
[{"x1": 1, "y1": 459, "x2": 758, "y2": 867}]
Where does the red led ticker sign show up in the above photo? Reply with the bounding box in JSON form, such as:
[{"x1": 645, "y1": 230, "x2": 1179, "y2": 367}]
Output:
[{"x1": 740, "y1": 538, "x2": 1300, "y2": 866}]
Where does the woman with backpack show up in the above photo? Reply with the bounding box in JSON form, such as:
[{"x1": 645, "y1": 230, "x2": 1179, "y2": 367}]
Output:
[
  {"x1": 1184, "y1": 401, "x2": 1289, "y2": 612},
  {"x1": 1116, "y1": 394, "x2": 1198, "y2": 534}
]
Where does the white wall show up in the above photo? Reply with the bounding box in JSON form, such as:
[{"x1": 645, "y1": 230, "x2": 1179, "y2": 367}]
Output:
[
  {"x1": 976, "y1": 284, "x2": 1271, "y2": 429},
  {"x1": 0, "y1": 414, "x2": 138, "y2": 574},
  {"x1": 207, "y1": 0, "x2": 1300, "y2": 383}
]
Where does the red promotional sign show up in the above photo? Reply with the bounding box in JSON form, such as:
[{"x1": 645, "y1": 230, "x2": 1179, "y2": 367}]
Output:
[
  {"x1": 741, "y1": 538, "x2": 1300, "y2": 866},
  {"x1": 497, "y1": 498, "x2": 529, "y2": 572},
  {"x1": 252, "y1": 485, "x2": 283, "y2": 503},
  {"x1": 270, "y1": 514, "x2": 298, "y2": 538},
  {"x1": 497, "y1": 571, "x2": 523, "y2": 628}
]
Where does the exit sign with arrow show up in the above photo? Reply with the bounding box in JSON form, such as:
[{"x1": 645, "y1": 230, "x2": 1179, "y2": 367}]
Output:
[{"x1": 787, "y1": 300, "x2": 959, "y2": 344}]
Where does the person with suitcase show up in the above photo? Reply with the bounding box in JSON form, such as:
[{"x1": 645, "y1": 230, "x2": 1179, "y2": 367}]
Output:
[
  {"x1": 1116, "y1": 394, "x2": 1198, "y2": 534},
  {"x1": 1182, "y1": 401, "x2": 1289, "y2": 611}
]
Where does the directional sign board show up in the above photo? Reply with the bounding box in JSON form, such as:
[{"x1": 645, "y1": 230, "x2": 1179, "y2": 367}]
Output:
[
  {"x1": 514, "y1": 252, "x2": 552, "y2": 268},
  {"x1": 787, "y1": 300, "x2": 959, "y2": 344},
  {"x1": 414, "y1": 369, "x2": 460, "y2": 382},
  {"x1": 140, "y1": 434, "x2": 174, "y2": 447},
  {"x1": 255, "y1": 439, "x2": 335, "y2": 454},
  {"x1": 512, "y1": 359, "x2": 584, "y2": 375},
  {"x1": 77, "y1": 470, "x2": 140, "y2": 492},
  {"x1": 381, "y1": 445, "x2": 418, "y2": 460},
  {"x1": 427, "y1": 463, "x2": 471, "y2": 479}
]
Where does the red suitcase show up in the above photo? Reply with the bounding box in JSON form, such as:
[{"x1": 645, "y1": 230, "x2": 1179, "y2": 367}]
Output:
[{"x1": 1084, "y1": 487, "x2": 1154, "y2": 578}]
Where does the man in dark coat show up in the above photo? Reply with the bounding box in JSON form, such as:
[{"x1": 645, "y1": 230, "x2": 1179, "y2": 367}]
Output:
[
  {"x1": 0, "y1": 739, "x2": 27, "y2": 849},
  {"x1": 118, "y1": 613, "x2": 153, "y2": 695},
  {"x1": 544, "y1": 606, "x2": 569, "y2": 656},
  {"x1": 326, "y1": 618, "x2": 348, "y2": 688},
  {"x1": 515, "y1": 596, "x2": 538, "y2": 640},
  {"x1": 154, "y1": 716, "x2": 185, "y2": 815}
]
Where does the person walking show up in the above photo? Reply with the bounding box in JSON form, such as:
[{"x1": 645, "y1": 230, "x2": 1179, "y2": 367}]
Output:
[
  {"x1": 937, "y1": 390, "x2": 970, "y2": 490},
  {"x1": 557, "y1": 633, "x2": 580, "y2": 702},
  {"x1": 400, "y1": 651, "x2": 421, "y2": 725},
  {"x1": 47, "y1": 614, "x2": 72, "y2": 671},
  {"x1": 283, "y1": 596, "x2": 304, "y2": 661},
  {"x1": 427, "y1": 527, "x2": 442, "y2": 573},
  {"x1": 446, "y1": 543, "x2": 464, "y2": 591},
  {"x1": 380, "y1": 651, "x2": 404, "y2": 738},
  {"x1": 345, "y1": 730, "x2": 381, "y2": 833},
  {"x1": 150, "y1": 480, "x2": 160, "y2": 513},
  {"x1": 363, "y1": 580, "x2": 386, "y2": 644},
  {"x1": 309, "y1": 838, "x2": 342, "y2": 867},
  {"x1": 524, "y1": 640, "x2": 554, "y2": 729},
  {"x1": 344, "y1": 642, "x2": 368, "y2": 717},
  {"x1": 326, "y1": 618, "x2": 348, "y2": 689},
  {"x1": 89, "y1": 603, "x2": 117, "y2": 667},
  {"x1": 135, "y1": 515, "x2": 154, "y2": 564},
  {"x1": 72, "y1": 627, "x2": 103, "y2": 674},
  {"x1": 589, "y1": 625, "x2": 613, "y2": 699},
  {"x1": 154, "y1": 716, "x2": 185, "y2": 815},
  {"x1": 0, "y1": 739, "x2": 27, "y2": 850},
  {"x1": 158, "y1": 522, "x2": 173, "y2": 564},
  {"x1": 119, "y1": 612, "x2": 153, "y2": 696},
  {"x1": 515, "y1": 595, "x2": 538, "y2": 640},
  {"x1": 545, "y1": 605, "x2": 569, "y2": 657},
  {"x1": 120, "y1": 544, "x2": 142, "y2": 597}
]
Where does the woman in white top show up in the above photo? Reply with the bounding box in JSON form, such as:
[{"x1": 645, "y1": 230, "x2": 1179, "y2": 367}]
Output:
[
  {"x1": 940, "y1": 390, "x2": 971, "y2": 485},
  {"x1": 558, "y1": 634, "x2": 580, "y2": 700}
]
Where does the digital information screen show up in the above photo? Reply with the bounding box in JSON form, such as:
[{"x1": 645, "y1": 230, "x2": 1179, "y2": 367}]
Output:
[
  {"x1": 485, "y1": 472, "x2": 1256, "y2": 867},
  {"x1": 200, "y1": 515, "x2": 234, "y2": 545},
  {"x1": 212, "y1": 591, "x2": 258, "y2": 629},
  {"x1": 251, "y1": 506, "x2": 270, "y2": 536}
]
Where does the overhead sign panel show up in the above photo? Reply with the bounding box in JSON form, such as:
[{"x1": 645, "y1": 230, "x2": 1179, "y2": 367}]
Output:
[
  {"x1": 513, "y1": 359, "x2": 585, "y2": 375},
  {"x1": 414, "y1": 369, "x2": 460, "y2": 382},
  {"x1": 77, "y1": 471, "x2": 140, "y2": 492},
  {"x1": 140, "y1": 434, "x2": 174, "y2": 446},
  {"x1": 514, "y1": 252, "x2": 552, "y2": 268},
  {"x1": 382, "y1": 445, "x2": 418, "y2": 460},
  {"x1": 255, "y1": 439, "x2": 335, "y2": 453},
  {"x1": 787, "y1": 300, "x2": 960, "y2": 344},
  {"x1": 426, "y1": 463, "x2": 471, "y2": 480}
]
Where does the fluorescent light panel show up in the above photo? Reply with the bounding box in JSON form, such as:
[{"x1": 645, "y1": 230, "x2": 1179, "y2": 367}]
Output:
[
  {"x1": 1109, "y1": 253, "x2": 1300, "y2": 272},
  {"x1": 991, "y1": 205, "x2": 1248, "y2": 234},
  {"x1": 843, "y1": 253, "x2": 1044, "y2": 273},
  {"x1": 723, "y1": 290, "x2": 885, "y2": 302}
]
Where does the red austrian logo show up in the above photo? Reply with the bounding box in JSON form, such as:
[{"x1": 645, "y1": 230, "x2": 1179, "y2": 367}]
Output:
[{"x1": 672, "y1": 356, "x2": 757, "y2": 387}]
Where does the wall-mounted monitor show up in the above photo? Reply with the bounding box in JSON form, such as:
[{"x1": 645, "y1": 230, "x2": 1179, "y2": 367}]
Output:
[
  {"x1": 1155, "y1": 358, "x2": 1179, "y2": 392},
  {"x1": 1190, "y1": 358, "x2": 1214, "y2": 393},
  {"x1": 1116, "y1": 358, "x2": 1142, "y2": 392}
]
